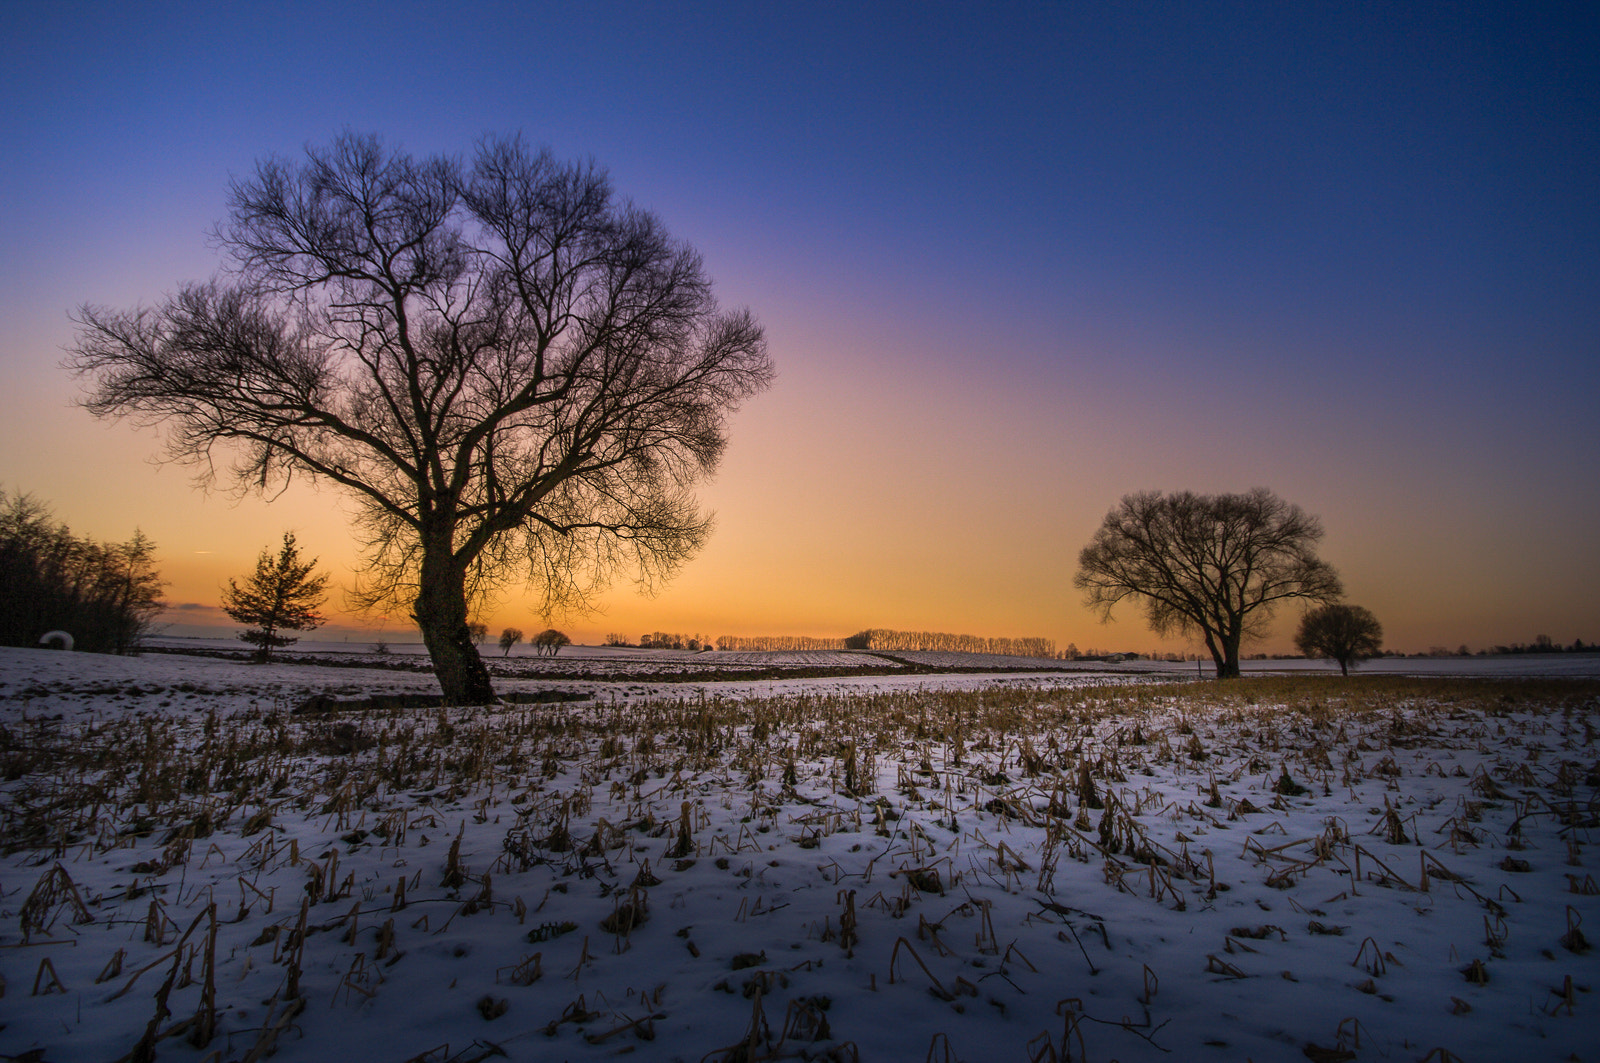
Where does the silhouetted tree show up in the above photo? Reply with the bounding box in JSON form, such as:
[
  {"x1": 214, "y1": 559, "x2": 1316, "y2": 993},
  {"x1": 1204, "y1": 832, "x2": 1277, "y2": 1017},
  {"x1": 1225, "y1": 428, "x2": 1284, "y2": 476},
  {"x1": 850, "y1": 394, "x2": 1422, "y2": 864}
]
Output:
[
  {"x1": 467, "y1": 622, "x2": 488, "y2": 644},
  {"x1": 70, "y1": 133, "x2": 771, "y2": 704},
  {"x1": 1294, "y1": 603, "x2": 1383, "y2": 676},
  {"x1": 221, "y1": 533, "x2": 329, "y2": 661},
  {"x1": 0, "y1": 488, "x2": 165, "y2": 654},
  {"x1": 498, "y1": 627, "x2": 524, "y2": 656},
  {"x1": 532, "y1": 628, "x2": 571, "y2": 656},
  {"x1": 1075, "y1": 489, "x2": 1343, "y2": 678}
]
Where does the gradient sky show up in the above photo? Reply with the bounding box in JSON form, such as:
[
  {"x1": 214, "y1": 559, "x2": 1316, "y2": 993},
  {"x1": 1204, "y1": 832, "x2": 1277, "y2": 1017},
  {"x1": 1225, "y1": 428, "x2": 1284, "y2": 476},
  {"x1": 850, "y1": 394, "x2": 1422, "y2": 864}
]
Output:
[{"x1": 3, "y1": 2, "x2": 1597, "y2": 654}]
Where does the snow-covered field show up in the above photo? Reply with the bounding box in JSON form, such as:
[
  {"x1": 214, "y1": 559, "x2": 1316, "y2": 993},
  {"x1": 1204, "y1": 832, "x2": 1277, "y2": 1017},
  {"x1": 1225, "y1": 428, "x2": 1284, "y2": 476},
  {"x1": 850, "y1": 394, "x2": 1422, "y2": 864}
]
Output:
[{"x1": 2, "y1": 646, "x2": 1597, "y2": 1062}]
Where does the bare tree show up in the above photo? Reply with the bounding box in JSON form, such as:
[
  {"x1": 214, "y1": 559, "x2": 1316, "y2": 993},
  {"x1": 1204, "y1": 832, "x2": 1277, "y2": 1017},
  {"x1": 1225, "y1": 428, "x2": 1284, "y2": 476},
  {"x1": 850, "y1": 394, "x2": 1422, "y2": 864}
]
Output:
[
  {"x1": 1075, "y1": 489, "x2": 1343, "y2": 678},
  {"x1": 69, "y1": 133, "x2": 771, "y2": 704},
  {"x1": 221, "y1": 532, "x2": 330, "y2": 662},
  {"x1": 1295, "y1": 603, "x2": 1382, "y2": 676},
  {"x1": 532, "y1": 628, "x2": 571, "y2": 656},
  {"x1": 498, "y1": 627, "x2": 524, "y2": 657},
  {"x1": 0, "y1": 488, "x2": 165, "y2": 655}
]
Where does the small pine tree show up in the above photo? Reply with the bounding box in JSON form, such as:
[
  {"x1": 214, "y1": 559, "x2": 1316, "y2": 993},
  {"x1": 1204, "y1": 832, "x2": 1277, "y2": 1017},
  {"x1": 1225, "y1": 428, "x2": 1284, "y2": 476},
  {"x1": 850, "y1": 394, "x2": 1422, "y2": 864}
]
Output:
[{"x1": 221, "y1": 533, "x2": 330, "y2": 662}]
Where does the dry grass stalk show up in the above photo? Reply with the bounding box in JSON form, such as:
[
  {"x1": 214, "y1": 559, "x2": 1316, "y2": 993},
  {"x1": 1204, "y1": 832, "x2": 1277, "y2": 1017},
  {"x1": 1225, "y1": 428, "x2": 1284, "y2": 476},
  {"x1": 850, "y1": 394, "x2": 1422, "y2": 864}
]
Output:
[
  {"x1": 238, "y1": 996, "x2": 308, "y2": 1063},
  {"x1": 19, "y1": 862, "x2": 94, "y2": 939},
  {"x1": 4, "y1": 673, "x2": 1596, "y2": 1060},
  {"x1": 284, "y1": 896, "x2": 309, "y2": 1000},
  {"x1": 31, "y1": 954, "x2": 67, "y2": 996},
  {"x1": 1561, "y1": 905, "x2": 1589, "y2": 953},
  {"x1": 1204, "y1": 954, "x2": 1248, "y2": 978},
  {"x1": 1350, "y1": 937, "x2": 1388, "y2": 976},
  {"x1": 888, "y1": 936, "x2": 955, "y2": 1000},
  {"x1": 184, "y1": 903, "x2": 219, "y2": 1047},
  {"x1": 114, "y1": 949, "x2": 182, "y2": 1063}
]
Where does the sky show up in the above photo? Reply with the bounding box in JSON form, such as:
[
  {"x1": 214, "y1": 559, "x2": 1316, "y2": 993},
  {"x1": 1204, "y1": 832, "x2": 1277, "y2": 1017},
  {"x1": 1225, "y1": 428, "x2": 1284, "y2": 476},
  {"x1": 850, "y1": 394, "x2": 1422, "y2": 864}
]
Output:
[{"x1": 3, "y1": 1, "x2": 1597, "y2": 655}]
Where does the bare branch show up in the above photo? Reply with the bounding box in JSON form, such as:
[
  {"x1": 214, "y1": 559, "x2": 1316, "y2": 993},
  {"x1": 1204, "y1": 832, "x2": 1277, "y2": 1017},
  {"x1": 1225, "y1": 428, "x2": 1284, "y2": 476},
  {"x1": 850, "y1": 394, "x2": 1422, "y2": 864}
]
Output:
[
  {"x1": 1075, "y1": 489, "x2": 1343, "y2": 677},
  {"x1": 67, "y1": 133, "x2": 771, "y2": 703}
]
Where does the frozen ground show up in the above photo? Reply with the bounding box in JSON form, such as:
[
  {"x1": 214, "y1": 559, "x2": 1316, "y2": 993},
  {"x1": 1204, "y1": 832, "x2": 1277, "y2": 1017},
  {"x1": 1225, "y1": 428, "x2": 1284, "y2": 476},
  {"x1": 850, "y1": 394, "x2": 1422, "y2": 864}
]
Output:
[
  {"x1": 2, "y1": 646, "x2": 1597, "y2": 1062},
  {"x1": 144, "y1": 636, "x2": 1600, "y2": 681}
]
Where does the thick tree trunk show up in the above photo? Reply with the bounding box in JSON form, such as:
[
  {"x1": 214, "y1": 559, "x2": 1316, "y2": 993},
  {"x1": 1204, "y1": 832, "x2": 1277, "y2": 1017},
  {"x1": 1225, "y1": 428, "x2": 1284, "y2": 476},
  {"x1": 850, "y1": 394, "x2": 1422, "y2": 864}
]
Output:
[
  {"x1": 1215, "y1": 630, "x2": 1242, "y2": 679},
  {"x1": 413, "y1": 551, "x2": 496, "y2": 706},
  {"x1": 1201, "y1": 629, "x2": 1240, "y2": 679}
]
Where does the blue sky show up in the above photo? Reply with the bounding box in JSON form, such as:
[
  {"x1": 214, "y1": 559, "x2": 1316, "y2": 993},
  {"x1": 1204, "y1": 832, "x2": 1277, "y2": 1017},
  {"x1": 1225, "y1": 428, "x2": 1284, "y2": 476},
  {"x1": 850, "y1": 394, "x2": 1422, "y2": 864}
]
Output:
[{"x1": 3, "y1": 2, "x2": 1597, "y2": 652}]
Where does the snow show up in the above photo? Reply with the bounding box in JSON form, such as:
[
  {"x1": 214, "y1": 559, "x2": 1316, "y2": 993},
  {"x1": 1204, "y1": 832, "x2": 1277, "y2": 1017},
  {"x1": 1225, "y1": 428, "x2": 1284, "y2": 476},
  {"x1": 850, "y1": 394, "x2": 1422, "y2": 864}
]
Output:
[{"x1": 2, "y1": 646, "x2": 1596, "y2": 1062}]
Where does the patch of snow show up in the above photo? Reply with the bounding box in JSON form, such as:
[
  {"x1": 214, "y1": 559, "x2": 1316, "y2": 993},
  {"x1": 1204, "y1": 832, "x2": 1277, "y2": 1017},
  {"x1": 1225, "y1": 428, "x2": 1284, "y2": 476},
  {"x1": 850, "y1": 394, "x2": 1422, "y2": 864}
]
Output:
[{"x1": 1, "y1": 647, "x2": 1595, "y2": 1062}]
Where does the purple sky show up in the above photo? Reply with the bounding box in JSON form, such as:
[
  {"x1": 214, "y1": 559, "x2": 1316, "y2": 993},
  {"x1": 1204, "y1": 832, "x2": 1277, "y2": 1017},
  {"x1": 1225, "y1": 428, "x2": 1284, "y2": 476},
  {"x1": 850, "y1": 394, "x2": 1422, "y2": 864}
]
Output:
[{"x1": 3, "y1": 2, "x2": 1596, "y2": 653}]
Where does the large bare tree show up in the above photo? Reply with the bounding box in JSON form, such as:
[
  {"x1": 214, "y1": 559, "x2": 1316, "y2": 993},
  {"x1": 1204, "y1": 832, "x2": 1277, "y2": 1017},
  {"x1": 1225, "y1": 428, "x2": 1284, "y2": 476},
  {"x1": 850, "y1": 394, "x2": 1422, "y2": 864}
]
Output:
[
  {"x1": 69, "y1": 133, "x2": 772, "y2": 703},
  {"x1": 1075, "y1": 489, "x2": 1343, "y2": 677}
]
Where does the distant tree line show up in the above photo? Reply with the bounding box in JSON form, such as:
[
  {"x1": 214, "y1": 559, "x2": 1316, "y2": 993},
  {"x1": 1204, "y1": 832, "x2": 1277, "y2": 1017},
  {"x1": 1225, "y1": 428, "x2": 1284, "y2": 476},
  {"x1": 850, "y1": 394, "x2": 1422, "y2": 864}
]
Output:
[
  {"x1": 621, "y1": 632, "x2": 710, "y2": 651},
  {"x1": 843, "y1": 629, "x2": 1057, "y2": 658},
  {"x1": 1475, "y1": 635, "x2": 1592, "y2": 656},
  {"x1": 715, "y1": 634, "x2": 847, "y2": 652},
  {"x1": 0, "y1": 489, "x2": 164, "y2": 654}
]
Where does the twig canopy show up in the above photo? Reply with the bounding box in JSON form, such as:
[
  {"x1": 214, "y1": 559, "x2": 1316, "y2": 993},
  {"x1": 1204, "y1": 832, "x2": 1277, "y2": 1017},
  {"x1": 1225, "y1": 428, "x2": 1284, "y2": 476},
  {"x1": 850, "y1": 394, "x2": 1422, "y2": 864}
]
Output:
[
  {"x1": 69, "y1": 133, "x2": 772, "y2": 703},
  {"x1": 1075, "y1": 489, "x2": 1343, "y2": 677},
  {"x1": 1295, "y1": 603, "x2": 1384, "y2": 676}
]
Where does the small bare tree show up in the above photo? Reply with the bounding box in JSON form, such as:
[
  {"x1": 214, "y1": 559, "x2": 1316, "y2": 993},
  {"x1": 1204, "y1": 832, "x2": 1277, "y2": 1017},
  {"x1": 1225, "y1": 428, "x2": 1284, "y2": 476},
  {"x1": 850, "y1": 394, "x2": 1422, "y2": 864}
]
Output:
[
  {"x1": 498, "y1": 627, "x2": 524, "y2": 657},
  {"x1": 69, "y1": 133, "x2": 771, "y2": 704},
  {"x1": 532, "y1": 628, "x2": 572, "y2": 656},
  {"x1": 1295, "y1": 603, "x2": 1383, "y2": 676},
  {"x1": 1076, "y1": 489, "x2": 1343, "y2": 678}
]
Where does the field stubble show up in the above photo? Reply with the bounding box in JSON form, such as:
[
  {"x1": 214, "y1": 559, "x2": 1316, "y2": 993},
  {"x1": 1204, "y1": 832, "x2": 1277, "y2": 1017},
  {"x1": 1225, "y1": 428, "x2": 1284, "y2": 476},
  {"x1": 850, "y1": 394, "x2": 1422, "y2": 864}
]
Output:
[{"x1": 2, "y1": 674, "x2": 1598, "y2": 1062}]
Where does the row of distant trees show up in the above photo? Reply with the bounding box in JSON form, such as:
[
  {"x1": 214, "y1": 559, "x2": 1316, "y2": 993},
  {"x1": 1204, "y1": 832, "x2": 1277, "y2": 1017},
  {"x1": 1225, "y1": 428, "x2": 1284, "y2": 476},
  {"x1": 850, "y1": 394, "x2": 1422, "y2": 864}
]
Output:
[
  {"x1": 1423, "y1": 637, "x2": 1594, "y2": 657},
  {"x1": 844, "y1": 629, "x2": 1058, "y2": 658},
  {"x1": 471, "y1": 625, "x2": 571, "y2": 656},
  {"x1": 715, "y1": 634, "x2": 846, "y2": 651},
  {"x1": 0, "y1": 489, "x2": 165, "y2": 654},
  {"x1": 631, "y1": 632, "x2": 710, "y2": 650},
  {"x1": 701, "y1": 630, "x2": 1061, "y2": 657}
]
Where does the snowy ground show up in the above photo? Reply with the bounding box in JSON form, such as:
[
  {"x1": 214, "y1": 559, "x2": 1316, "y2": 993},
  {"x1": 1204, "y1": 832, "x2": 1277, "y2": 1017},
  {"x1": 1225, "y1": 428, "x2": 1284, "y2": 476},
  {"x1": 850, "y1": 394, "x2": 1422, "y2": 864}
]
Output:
[{"x1": 2, "y1": 646, "x2": 1597, "y2": 1062}]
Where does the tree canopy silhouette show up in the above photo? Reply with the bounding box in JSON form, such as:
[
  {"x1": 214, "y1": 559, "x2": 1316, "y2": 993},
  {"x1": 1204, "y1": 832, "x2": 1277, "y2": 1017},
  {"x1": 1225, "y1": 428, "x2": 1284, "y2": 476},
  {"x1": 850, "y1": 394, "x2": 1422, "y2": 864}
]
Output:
[
  {"x1": 0, "y1": 488, "x2": 164, "y2": 654},
  {"x1": 1075, "y1": 489, "x2": 1343, "y2": 678},
  {"x1": 532, "y1": 628, "x2": 572, "y2": 656},
  {"x1": 221, "y1": 532, "x2": 330, "y2": 662},
  {"x1": 1295, "y1": 603, "x2": 1383, "y2": 676},
  {"x1": 70, "y1": 133, "x2": 772, "y2": 703}
]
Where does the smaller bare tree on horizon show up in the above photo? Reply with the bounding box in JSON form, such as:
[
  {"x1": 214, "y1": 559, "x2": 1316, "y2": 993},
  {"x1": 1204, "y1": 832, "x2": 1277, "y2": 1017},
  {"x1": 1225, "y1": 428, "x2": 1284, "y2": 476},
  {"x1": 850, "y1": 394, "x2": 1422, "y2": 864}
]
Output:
[
  {"x1": 1296, "y1": 603, "x2": 1383, "y2": 676},
  {"x1": 498, "y1": 627, "x2": 524, "y2": 657},
  {"x1": 533, "y1": 628, "x2": 572, "y2": 656},
  {"x1": 1076, "y1": 489, "x2": 1343, "y2": 678}
]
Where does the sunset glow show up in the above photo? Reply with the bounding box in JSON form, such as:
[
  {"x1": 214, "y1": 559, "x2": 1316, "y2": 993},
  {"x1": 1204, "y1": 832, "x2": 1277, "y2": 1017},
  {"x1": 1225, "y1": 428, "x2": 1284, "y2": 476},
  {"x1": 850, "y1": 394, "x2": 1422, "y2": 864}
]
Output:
[{"x1": 3, "y1": 4, "x2": 1595, "y2": 656}]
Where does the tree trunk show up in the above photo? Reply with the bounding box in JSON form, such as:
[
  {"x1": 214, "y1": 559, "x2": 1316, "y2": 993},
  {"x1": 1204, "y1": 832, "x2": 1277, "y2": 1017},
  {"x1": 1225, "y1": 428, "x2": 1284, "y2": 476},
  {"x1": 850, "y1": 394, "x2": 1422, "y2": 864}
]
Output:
[
  {"x1": 1215, "y1": 629, "x2": 1243, "y2": 679},
  {"x1": 413, "y1": 551, "x2": 496, "y2": 706}
]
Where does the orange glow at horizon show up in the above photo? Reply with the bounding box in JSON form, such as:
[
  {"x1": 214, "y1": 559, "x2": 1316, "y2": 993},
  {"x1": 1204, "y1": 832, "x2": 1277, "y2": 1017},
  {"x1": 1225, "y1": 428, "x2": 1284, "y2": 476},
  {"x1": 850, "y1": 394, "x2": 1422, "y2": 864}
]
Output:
[
  {"x1": 4, "y1": 3, "x2": 1597, "y2": 661},
  {"x1": 16, "y1": 320, "x2": 1590, "y2": 661}
]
